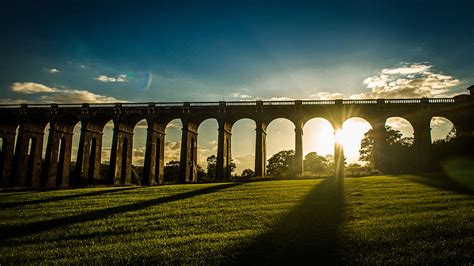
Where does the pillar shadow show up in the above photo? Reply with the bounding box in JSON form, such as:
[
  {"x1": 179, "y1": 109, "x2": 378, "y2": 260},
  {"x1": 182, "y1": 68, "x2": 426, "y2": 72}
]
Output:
[
  {"x1": 0, "y1": 187, "x2": 140, "y2": 208},
  {"x1": 230, "y1": 178, "x2": 345, "y2": 265},
  {"x1": 0, "y1": 182, "x2": 241, "y2": 243},
  {"x1": 0, "y1": 191, "x2": 36, "y2": 198}
]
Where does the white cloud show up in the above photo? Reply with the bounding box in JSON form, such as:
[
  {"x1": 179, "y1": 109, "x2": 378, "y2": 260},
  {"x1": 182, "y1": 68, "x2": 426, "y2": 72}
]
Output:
[
  {"x1": 165, "y1": 141, "x2": 181, "y2": 162},
  {"x1": 94, "y1": 74, "x2": 128, "y2": 83},
  {"x1": 385, "y1": 117, "x2": 412, "y2": 128},
  {"x1": 46, "y1": 68, "x2": 60, "y2": 74},
  {"x1": 166, "y1": 122, "x2": 180, "y2": 129},
  {"x1": 264, "y1": 96, "x2": 294, "y2": 101},
  {"x1": 354, "y1": 63, "x2": 460, "y2": 99},
  {"x1": 231, "y1": 92, "x2": 253, "y2": 99},
  {"x1": 40, "y1": 89, "x2": 122, "y2": 103},
  {"x1": 380, "y1": 64, "x2": 431, "y2": 75},
  {"x1": 132, "y1": 147, "x2": 146, "y2": 165},
  {"x1": 309, "y1": 92, "x2": 344, "y2": 100},
  {"x1": 11, "y1": 82, "x2": 57, "y2": 94},
  {"x1": 431, "y1": 117, "x2": 449, "y2": 127},
  {"x1": 9, "y1": 82, "x2": 124, "y2": 103},
  {"x1": 0, "y1": 98, "x2": 29, "y2": 104},
  {"x1": 233, "y1": 153, "x2": 255, "y2": 174}
]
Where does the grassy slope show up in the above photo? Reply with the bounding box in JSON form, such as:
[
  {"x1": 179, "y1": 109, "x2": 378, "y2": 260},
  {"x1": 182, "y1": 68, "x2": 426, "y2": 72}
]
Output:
[{"x1": 0, "y1": 175, "x2": 472, "y2": 264}]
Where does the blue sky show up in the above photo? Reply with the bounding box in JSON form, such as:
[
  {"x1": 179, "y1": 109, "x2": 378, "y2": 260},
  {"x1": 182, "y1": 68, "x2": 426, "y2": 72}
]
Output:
[
  {"x1": 1, "y1": 0, "x2": 473, "y2": 102},
  {"x1": 1, "y1": 0, "x2": 472, "y2": 173}
]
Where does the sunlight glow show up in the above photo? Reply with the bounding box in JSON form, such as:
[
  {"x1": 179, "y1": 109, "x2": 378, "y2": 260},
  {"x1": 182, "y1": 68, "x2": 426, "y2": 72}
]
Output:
[
  {"x1": 341, "y1": 118, "x2": 372, "y2": 164},
  {"x1": 334, "y1": 129, "x2": 344, "y2": 144},
  {"x1": 303, "y1": 118, "x2": 334, "y2": 156}
]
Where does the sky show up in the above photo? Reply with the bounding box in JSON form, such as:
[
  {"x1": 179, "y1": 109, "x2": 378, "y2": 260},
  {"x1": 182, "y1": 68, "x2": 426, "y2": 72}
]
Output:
[{"x1": 2, "y1": 0, "x2": 473, "y2": 174}]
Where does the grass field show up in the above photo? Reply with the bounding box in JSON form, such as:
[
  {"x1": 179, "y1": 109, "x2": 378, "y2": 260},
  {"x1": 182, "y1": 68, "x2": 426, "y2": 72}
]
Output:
[{"x1": 0, "y1": 174, "x2": 473, "y2": 264}]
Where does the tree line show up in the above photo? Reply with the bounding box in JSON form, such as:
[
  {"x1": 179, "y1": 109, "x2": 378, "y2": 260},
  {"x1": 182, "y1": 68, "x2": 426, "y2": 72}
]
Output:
[{"x1": 72, "y1": 124, "x2": 472, "y2": 184}]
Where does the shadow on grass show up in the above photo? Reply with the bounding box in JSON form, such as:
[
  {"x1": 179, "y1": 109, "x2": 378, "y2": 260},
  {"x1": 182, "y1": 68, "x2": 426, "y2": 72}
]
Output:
[
  {"x1": 399, "y1": 173, "x2": 474, "y2": 195},
  {"x1": 0, "y1": 191, "x2": 36, "y2": 198},
  {"x1": 0, "y1": 187, "x2": 140, "y2": 208},
  {"x1": 0, "y1": 182, "x2": 241, "y2": 243},
  {"x1": 230, "y1": 178, "x2": 345, "y2": 265}
]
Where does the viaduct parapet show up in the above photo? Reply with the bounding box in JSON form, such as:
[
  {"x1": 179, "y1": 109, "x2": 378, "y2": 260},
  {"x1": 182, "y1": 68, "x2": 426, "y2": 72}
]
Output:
[{"x1": 0, "y1": 88, "x2": 472, "y2": 188}]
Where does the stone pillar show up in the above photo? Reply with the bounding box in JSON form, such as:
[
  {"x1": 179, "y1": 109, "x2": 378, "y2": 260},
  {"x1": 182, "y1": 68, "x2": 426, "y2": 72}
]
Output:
[
  {"x1": 0, "y1": 125, "x2": 17, "y2": 187},
  {"x1": 334, "y1": 122, "x2": 345, "y2": 179},
  {"x1": 217, "y1": 121, "x2": 232, "y2": 180},
  {"x1": 43, "y1": 125, "x2": 74, "y2": 188},
  {"x1": 179, "y1": 121, "x2": 198, "y2": 183},
  {"x1": 75, "y1": 126, "x2": 102, "y2": 186},
  {"x1": 413, "y1": 117, "x2": 432, "y2": 171},
  {"x1": 255, "y1": 120, "x2": 267, "y2": 177},
  {"x1": 109, "y1": 124, "x2": 133, "y2": 185},
  {"x1": 372, "y1": 122, "x2": 386, "y2": 171},
  {"x1": 143, "y1": 122, "x2": 165, "y2": 185},
  {"x1": 294, "y1": 121, "x2": 304, "y2": 176},
  {"x1": 13, "y1": 123, "x2": 45, "y2": 187}
]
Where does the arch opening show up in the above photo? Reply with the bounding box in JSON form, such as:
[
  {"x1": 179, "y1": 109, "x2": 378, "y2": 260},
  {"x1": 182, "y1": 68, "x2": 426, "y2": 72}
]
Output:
[
  {"x1": 431, "y1": 117, "x2": 456, "y2": 143},
  {"x1": 42, "y1": 123, "x2": 50, "y2": 160},
  {"x1": 231, "y1": 119, "x2": 256, "y2": 177},
  {"x1": 302, "y1": 118, "x2": 335, "y2": 176},
  {"x1": 266, "y1": 118, "x2": 295, "y2": 177},
  {"x1": 132, "y1": 119, "x2": 147, "y2": 183},
  {"x1": 164, "y1": 119, "x2": 182, "y2": 183},
  {"x1": 55, "y1": 137, "x2": 66, "y2": 187},
  {"x1": 197, "y1": 118, "x2": 218, "y2": 180},
  {"x1": 101, "y1": 120, "x2": 114, "y2": 179},
  {"x1": 71, "y1": 122, "x2": 82, "y2": 176},
  {"x1": 385, "y1": 117, "x2": 415, "y2": 141},
  {"x1": 341, "y1": 117, "x2": 373, "y2": 165},
  {"x1": 379, "y1": 117, "x2": 416, "y2": 173}
]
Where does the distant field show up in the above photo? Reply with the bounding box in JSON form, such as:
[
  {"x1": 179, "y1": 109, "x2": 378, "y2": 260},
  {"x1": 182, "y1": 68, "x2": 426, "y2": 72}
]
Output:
[{"x1": 0, "y1": 174, "x2": 473, "y2": 264}]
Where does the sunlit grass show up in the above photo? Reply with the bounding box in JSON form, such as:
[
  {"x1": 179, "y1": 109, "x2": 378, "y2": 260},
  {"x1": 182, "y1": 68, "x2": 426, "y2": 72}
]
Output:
[{"x1": 0, "y1": 174, "x2": 472, "y2": 264}]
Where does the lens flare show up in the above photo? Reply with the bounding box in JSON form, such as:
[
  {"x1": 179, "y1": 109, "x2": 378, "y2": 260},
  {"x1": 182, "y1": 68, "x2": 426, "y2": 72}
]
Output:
[
  {"x1": 334, "y1": 129, "x2": 344, "y2": 144},
  {"x1": 144, "y1": 71, "x2": 153, "y2": 91}
]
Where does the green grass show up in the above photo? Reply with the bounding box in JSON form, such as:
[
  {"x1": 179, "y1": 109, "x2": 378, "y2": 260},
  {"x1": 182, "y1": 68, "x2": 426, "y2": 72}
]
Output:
[{"x1": 0, "y1": 174, "x2": 473, "y2": 264}]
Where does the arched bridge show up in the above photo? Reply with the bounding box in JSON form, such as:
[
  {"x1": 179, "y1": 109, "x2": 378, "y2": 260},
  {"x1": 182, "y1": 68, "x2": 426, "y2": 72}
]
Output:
[{"x1": 0, "y1": 87, "x2": 472, "y2": 188}]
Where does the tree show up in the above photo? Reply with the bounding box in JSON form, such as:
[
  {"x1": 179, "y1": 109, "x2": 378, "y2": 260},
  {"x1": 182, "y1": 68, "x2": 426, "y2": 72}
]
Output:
[
  {"x1": 240, "y1": 168, "x2": 255, "y2": 179},
  {"x1": 196, "y1": 164, "x2": 206, "y2": 180},
  {"x1": 206, "y1": 155, "x2": 236, "y2": 179},
  {"x1": 303, "y1": 152, "x2": 329, "y2": 173},
  {"x1": 164, "y1": 160, "x2": 180, "y2": 183},
  {"x1": 267, "y1": 150, "x2": 295, "y2": 176},
  {"x1": 359, "y1": 125, "x2": 414, "y2": 172},
  {"x1": 206, "y1": 155, "x2": 217, "y2": 179}
]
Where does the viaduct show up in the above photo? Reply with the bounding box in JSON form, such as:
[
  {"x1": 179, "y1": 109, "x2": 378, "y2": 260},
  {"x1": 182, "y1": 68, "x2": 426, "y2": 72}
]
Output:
[{"x1": 0, "y1": 86, "x2": 472, "y2": 188}]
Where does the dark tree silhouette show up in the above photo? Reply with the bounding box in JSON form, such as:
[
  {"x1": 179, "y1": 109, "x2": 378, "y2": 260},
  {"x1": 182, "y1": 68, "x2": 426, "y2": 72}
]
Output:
[
  {"x1": 164, "y1": 160, "x2": 180, "y2": 183},
  {"x1": 206, "y1": 155, "x2": 236, "y2": 179},
  {"x1": 240, "y1": 169, "x2": 255, "y2": 178},
  {"x1": 431, "y1": 126, "x2": 474, "y2": 169},
  {"x1": 359, "y1": 125, "x2": 414, "y2": 173},
  {"x1": 267, "y1": 150, "x2": 295, "y2": 176},
  {"x1": 303, "y1": 152, "x2": 331, "y2": 173}
]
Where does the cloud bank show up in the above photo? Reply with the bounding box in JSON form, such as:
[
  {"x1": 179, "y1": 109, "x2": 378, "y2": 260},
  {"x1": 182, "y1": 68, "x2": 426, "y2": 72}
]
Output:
[
  {"x1": 353, "y1": 63, "x2": 460, "y2": 99},
  {"x1": 8, "y1": 82, "x2": 123, "y2": 103}
]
